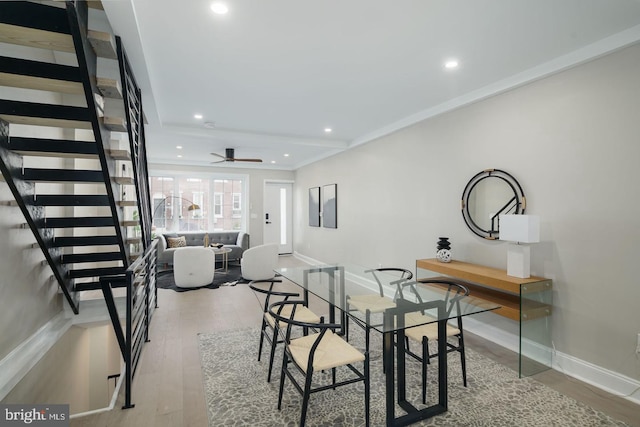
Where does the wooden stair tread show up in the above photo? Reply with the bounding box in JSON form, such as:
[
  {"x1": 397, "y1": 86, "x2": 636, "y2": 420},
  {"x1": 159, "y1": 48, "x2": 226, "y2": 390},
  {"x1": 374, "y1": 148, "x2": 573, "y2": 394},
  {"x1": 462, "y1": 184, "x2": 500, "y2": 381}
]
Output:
[
  {"x1": 33, "y1": 194, "x2": 110, "y2": 206},
  {"x1": 103, "y1": 116, "x2": 127, "y2": 132},
  {"x1": 87, "y1": 30, "x2": 117, "y2": 60},
  {"x1": 117, "y1": 200, "x2": 137, "y2": 207},
  {"x1": 45, "y1": 216, "x2": 115, "y2": 228},
  {"x1": 114, "y1": 176, "x2": 134, "y2": 185},
  {"x1": 107, "y1": 149, "x2": 131, "y2": 160},
  {"x1": 53, "y1": 235, "x2": 120, "y2": 247},
  {"x1": 22, "y1": 168, "x2": 104, "y2": 183},
  {"x1": 0, "y1": 23, "x2": 75, "y2": 53},
  {"x1": 0, "y1": 114, "x2": 92, "y2": 129},
  {"x1": 0, "y1": 72, "x2": 84, "y2": 95},
  {"x1": 6, "y1": 137, "x2": 99, "y2": 159},
  {"x1": 70, "y1": 266, "x2": 126, "y2": 279},
  {"x1": 97, "y1": 77, "x2": 122, "y2": 99}
]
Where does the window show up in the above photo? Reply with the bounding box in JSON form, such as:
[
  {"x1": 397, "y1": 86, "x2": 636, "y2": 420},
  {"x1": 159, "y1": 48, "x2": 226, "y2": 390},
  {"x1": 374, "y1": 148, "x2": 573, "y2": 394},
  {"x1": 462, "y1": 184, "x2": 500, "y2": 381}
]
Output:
[
  {"x1": 232, "y1": 193, "x2": 241, "y2": 217},
  {"x1": 214, "y1": 193, "x2": 223, "y2": 217},
  {"x1": 149, "y1": 173, "x2": 246, "y2": 233}
]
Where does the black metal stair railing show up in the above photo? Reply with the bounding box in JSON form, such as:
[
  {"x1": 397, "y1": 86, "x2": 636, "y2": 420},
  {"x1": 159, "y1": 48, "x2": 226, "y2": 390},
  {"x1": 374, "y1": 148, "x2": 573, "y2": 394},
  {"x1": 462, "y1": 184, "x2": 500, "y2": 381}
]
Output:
[
  {"x1": 116, "y1": 36, "x2": 153, "y2": 249},
  {"x1": 101, "y1": 239, "x2": 157, "y2": 409},
  {"x1": 66, "y1": 0, "x2": 130, "y2": 265}
]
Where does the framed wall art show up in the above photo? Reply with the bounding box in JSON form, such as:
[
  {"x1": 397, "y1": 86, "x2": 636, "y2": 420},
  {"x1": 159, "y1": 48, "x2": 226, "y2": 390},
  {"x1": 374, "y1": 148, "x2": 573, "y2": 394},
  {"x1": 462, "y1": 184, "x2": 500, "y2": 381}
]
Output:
[
  {"x1": 308, "y1": 187, "x2": 321, "y2": 227},
  {"x1": 322, "y1": 184, "x2": 337, "y2": 229}
]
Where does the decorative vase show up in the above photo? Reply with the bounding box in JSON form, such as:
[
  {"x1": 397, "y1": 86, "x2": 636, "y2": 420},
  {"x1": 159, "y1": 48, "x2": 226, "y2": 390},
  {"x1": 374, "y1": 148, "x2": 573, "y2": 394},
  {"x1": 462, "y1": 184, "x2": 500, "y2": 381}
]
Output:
[
  {"x1": 203, "y1": 233, "x2": 210, "y2": 247},
  {"x1": 436, "y1": 237, "x2": 452, "y2": 263}
]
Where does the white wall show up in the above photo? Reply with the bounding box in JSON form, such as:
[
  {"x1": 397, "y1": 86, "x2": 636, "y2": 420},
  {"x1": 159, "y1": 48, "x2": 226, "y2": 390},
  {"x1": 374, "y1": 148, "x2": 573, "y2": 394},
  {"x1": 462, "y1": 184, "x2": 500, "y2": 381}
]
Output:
[{"x1": 293, "y1": 42, "x2": 640, "y2": 382}]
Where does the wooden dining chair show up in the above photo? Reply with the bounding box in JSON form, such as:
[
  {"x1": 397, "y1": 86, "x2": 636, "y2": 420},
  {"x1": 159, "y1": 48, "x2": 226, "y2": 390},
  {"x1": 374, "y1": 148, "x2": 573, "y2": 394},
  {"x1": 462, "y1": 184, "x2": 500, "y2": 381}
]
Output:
[
  {"x1": 269, "y1": 300, "x2": 370, "y2": 427},
  {"x1": 249, "y1": 279, "x2": 321, "y2": 382},
  {"x1": 401, "y1": 279, "x2": 470, "y2": 404}
]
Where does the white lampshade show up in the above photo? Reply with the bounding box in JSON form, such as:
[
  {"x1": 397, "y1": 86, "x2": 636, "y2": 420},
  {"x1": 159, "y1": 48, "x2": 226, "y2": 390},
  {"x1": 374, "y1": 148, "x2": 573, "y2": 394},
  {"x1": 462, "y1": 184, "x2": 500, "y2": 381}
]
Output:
[{"x1": 499, "y1": 215, "x2": 540, "y2": 243}]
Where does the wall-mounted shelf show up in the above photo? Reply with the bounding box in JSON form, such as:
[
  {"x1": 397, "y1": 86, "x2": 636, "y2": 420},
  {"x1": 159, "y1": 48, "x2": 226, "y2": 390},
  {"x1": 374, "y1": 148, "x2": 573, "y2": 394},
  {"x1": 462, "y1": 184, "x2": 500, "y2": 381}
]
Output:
[{"x1": 416, "y1": 258, "x2": 552, "y2": 377}]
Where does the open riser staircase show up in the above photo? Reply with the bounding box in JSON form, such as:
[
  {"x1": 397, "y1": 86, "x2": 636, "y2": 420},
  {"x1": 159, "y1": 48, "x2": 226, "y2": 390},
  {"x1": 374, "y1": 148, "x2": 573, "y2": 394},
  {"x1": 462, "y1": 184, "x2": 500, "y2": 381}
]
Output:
[
  {"x1": 0, "y1": 1, "x2": 151, "y2": 313},
  {"x1": 0, "y1": 0, "x2": 156, "y2": 409}
]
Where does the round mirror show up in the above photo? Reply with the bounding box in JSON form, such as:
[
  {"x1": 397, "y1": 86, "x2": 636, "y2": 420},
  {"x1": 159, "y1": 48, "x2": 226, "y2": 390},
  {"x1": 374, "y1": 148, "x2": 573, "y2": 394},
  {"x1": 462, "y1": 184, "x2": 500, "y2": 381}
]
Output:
[{"x1": 461, "y1": 169, "x2": 526, "y2": 239}]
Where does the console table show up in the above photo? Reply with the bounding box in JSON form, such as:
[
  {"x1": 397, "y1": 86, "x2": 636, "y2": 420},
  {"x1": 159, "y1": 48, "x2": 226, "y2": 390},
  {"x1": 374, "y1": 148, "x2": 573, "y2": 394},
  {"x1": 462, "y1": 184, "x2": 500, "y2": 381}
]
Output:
[{"x1": 416, "y1": 258, "x2": 552, "y2": 377}]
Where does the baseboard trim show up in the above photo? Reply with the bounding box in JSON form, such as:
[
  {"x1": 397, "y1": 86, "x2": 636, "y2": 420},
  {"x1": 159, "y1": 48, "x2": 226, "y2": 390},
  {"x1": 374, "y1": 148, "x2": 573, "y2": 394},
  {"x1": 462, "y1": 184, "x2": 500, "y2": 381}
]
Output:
[
  {"x1": 551, "y1": 348, "x2": 640, "y2": 405},
  {"x1": 0, "y1": 312, "x2": 72, "y2": 401},
  {"x1": 438, "y1": 314, "x2": 640, "y2": 406}
]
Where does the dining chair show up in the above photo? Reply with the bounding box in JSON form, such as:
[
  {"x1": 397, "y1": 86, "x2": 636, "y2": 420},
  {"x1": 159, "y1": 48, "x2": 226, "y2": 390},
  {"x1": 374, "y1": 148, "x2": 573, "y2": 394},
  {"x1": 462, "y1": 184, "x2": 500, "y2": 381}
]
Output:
[
  {"x1": 345, "y1": 268, "x2": 413, "y2": 363},
  {"x1": 249, "y1": 279, "x2": 321, "y2": 382},
  {"x1": 401, "y1": 279, "x2": 470, "y2": 404},
  {"x1": 269, "y1": 300, "x2": 370, "y2": 427}
]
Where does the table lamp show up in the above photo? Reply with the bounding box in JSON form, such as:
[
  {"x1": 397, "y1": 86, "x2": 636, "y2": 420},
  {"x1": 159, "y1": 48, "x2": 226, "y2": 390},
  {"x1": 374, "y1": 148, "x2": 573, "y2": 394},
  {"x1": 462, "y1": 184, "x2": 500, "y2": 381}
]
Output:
[{"x1": 499, "y1": 214, "x2": 540, "y2": 278}]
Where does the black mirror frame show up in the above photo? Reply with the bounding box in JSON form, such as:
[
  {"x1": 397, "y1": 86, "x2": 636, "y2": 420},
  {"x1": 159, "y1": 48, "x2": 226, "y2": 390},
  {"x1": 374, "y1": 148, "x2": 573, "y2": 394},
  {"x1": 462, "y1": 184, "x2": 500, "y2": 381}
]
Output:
[{"x1": 461, "y1": 169, "x2": 526, "y2": 240}]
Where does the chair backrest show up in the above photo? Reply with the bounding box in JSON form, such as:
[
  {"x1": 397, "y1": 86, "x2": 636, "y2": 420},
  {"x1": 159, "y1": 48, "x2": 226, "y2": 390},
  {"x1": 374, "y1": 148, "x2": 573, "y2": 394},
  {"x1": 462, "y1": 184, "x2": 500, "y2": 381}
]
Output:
[
  {"x1": 407, "y1": 279, "x2": 470, "y2": 317},
  {"x1": 173, "y1": 247, "x2": 215, "y2": 287},
  {"x1": 365, "y1": 267, "x2": 413, "y2": 297},
  {"x1": 241, "y1": 243, "x2": 279, "y2": 281},
  {"x1": 269, "y1": 300, "x2": 338, "y2": 350},
  {"x1": 249, "y1": 279, "x2": 298, "y2": 314}
]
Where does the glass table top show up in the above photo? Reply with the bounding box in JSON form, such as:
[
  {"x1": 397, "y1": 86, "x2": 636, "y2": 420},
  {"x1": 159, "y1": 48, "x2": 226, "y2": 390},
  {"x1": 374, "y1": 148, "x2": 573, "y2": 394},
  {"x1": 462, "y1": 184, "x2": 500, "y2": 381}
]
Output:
[{"x1": 275, "y1": 263, "x2": 500, "y2": 333}]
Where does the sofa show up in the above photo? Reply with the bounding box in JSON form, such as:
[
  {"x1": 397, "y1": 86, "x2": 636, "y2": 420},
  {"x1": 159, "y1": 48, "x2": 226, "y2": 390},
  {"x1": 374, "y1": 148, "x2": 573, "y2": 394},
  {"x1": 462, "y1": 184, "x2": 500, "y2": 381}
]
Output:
[{"x1": 156, "y1": 231, "x2": 249, "y2": 268}]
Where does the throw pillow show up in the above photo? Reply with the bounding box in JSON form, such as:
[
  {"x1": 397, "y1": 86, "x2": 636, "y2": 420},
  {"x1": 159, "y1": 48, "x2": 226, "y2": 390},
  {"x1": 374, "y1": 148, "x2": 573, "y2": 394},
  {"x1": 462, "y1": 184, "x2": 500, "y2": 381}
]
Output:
[{"x1": 167, "y1": 236, "x2": 187, "y2": 248}]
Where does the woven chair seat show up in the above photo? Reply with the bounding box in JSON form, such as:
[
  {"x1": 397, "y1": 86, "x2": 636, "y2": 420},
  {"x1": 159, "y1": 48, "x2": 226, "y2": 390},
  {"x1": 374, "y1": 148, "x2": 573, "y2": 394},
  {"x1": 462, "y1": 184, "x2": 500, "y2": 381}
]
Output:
[
  {"x1": 289, "y1": 331, "x2": 365, "y2": 372},
  {"x1": 265, "y1": 305, "x2": 321, "y2": 329},
  {"x1": 347, "y1": 294, "x2": 396, "y2": 314},
  {"x1": 404, "y1": 313, "x2": 461, "y2": 342}
]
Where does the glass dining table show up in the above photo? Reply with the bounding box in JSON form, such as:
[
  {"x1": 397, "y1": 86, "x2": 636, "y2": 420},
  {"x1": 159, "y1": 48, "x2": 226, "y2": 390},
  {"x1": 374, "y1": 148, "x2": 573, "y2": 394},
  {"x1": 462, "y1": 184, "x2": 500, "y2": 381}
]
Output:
[{"x1": 275, "y1": 263, "x2": 500, "y2": 426}]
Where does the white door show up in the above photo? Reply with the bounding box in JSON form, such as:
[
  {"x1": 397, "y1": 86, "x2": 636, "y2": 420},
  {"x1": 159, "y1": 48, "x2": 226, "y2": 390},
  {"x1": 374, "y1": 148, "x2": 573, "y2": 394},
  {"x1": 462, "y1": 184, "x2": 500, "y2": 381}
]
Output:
[{"x1": 263, "y1": 182, "x2": 293, "y2": 254}]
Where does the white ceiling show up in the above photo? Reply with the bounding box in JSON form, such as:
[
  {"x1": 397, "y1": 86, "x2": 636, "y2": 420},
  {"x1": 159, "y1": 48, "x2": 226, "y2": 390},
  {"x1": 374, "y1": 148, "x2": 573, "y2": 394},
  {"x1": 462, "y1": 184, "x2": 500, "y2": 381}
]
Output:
[{"x1": 102, "y1": 0, "x2": 640, "y2": 170}]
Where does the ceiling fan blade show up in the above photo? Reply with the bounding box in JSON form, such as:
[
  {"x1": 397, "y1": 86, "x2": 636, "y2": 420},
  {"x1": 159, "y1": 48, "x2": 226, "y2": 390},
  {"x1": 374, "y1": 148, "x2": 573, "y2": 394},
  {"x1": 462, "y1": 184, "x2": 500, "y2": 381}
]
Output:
[
  {"x1": 234, "y1": 158, "x2": 263, "y2": 163},
  {"x1": 210, "y1": 152, "x2": 227, "y2": 159}
]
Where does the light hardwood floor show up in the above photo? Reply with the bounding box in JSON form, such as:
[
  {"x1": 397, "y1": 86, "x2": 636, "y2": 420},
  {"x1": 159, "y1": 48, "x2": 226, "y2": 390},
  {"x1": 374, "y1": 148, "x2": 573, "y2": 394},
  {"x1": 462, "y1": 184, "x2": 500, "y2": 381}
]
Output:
[{"x1": 70, "y1": 256, "x2": 640, "y2": 427}]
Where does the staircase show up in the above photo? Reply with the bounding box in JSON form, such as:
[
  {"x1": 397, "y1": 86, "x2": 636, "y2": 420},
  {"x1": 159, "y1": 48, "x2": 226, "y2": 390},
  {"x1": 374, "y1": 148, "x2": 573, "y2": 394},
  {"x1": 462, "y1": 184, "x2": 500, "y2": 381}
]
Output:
[{"x1": 0, "y1": 1, "x2": 150, "y2": 314}]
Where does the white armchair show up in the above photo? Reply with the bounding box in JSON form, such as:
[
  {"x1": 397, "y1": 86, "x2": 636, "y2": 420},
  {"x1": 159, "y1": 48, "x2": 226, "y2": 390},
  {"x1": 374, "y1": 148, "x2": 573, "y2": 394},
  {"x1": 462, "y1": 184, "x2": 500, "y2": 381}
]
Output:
[
  {"x1": 241, "y1": 243, "x2": 279, "y2": 281},
  {"x1": 173, "y1": 247, "x2": 215, "y2": 288}
]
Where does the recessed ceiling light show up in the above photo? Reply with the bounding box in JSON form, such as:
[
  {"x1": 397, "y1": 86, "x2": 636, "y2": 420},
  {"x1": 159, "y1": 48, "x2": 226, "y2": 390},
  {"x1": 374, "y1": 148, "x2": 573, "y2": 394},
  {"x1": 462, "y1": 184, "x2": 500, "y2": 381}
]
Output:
[
  {"x1": 177, "y1": 154, "x2": 183, "y2": 158},
  {"x1": 271, "y1": 160, "x2": 276, "y2": 164},
  {"x1": 176, "y1": 145, "x2": 183, "y2": 149},
  {"x1": 444, "y1": 59, "x2": 459, "y2": 69},
  {"x1": 284, "y1": 153, "x2": 290, "y2": 157},
  {"x1": 210, "y1": 2, "x2": 228, "y2": 14},
  {"x1": 324, "y1": 128, "x2": 332, "y2": 133},
  {"x1": 194, "y1": 114, "x2": 203, "y2": 119}
]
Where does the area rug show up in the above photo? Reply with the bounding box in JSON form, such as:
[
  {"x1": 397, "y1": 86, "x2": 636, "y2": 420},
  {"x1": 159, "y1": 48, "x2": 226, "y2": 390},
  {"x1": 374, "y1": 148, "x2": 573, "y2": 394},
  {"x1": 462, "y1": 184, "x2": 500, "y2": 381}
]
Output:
[
  {"x1": 198, "y1": 327, "x2": 630, "y2": 427},
  {"x1": 156, "y1": 265, "x2": 249, "y2": 292}
]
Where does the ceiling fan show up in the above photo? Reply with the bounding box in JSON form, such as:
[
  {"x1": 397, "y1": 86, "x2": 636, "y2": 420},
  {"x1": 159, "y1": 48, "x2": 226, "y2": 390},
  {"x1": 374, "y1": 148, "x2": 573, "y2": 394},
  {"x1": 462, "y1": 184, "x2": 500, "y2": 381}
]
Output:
[{"x1": 210, "y1": 148, "x2": 263, "y2": 163}]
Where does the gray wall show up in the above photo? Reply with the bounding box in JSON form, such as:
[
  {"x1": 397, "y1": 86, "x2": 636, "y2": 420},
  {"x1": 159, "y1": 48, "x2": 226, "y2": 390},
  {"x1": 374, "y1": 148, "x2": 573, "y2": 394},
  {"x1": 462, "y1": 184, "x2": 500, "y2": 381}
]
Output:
[{"x1": 293, "y1": 42, "x2": 640, "y2": 381}]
